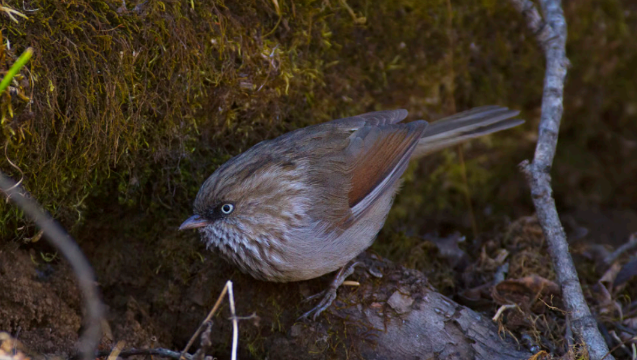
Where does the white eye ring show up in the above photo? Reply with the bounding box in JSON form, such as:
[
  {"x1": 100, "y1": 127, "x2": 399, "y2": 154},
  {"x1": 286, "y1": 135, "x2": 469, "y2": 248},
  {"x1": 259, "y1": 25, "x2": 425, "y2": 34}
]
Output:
[{"x1": 220, "y1": 203, "x2": 234, "y2": 214}]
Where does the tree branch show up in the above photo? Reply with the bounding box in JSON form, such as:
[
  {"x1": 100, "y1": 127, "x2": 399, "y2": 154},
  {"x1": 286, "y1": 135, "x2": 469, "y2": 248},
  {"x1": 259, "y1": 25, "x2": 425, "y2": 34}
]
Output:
[
  {"x1": 509, "y1": 0, "x2": 613, "y2": 359},
  {"x1": 0, "y1": 171, "x2": 104, "y2": 360}
]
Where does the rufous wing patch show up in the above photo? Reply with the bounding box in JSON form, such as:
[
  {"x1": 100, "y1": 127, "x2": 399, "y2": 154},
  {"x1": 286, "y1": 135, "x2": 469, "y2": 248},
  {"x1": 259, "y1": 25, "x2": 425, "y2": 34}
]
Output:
[{"x1": 347, "y1": 121, "x2": 427, "y2": 208}]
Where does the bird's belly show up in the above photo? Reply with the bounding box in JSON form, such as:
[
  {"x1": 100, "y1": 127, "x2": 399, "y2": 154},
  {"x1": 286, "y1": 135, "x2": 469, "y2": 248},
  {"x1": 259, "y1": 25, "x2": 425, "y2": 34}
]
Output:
[{"x1": 274, "y1": 184, "x2": 398, "y2": 282}]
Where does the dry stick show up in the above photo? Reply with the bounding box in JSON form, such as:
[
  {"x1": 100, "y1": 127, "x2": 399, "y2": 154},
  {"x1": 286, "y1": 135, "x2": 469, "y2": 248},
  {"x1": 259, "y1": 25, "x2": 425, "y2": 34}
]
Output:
[
  {"x1": 96, "y1": 348, "x2": 192, "y2": 360},
  {"x1": 106, "y1": 341, "x2": 125, "y2": 360},
  {"x1": 0, "y1": 171, "x2": 104, "y2": 360},
  {"x1": 180, "y1": 280, "x2": 239, "y2": 360},
  {"x1": 227, "y1": 281, "x2": 239, "y2": 360},
  {"x1": 191, "y1": 322, "x2": 214, "y2": 360},
  {"x1": 508, "y1": 0, "x2": 613, "y2": 359},
  {"x1": 492, "y1": 304, "x2": 519, "y2": 322}
]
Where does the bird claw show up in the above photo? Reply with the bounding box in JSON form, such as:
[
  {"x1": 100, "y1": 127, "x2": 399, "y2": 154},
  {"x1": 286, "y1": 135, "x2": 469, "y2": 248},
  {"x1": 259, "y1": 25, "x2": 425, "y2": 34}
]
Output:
[
  {"x1": 297, "y1": 261, "x2": 360, "y2": 321},
  {"x1": 298, "y1": 287, "x2": 338, "y2": 321},
  {"x1": 302, "y1": 290, "x2": 326, "y2": 303}
]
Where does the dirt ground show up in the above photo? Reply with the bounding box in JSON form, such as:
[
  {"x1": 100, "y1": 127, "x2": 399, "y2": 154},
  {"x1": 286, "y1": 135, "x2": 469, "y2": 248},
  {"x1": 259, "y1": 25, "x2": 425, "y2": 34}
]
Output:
[{"x1": 3, "y1": 203, "x2": 637, "y2": 359}]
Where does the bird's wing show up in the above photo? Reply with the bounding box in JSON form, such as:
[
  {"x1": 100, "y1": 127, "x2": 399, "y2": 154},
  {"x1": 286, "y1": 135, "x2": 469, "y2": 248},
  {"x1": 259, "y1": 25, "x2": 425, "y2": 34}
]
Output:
[
  {"x1": 344, "y1": 119, "x2": 428, "y2": 220},
  {"x1": 300, "y1": 110, "x2": 425, "y2": 230}
]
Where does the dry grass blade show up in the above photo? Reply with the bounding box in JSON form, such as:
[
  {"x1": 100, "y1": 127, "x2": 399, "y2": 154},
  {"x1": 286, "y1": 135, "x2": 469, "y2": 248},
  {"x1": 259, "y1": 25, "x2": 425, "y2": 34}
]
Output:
[
  {"x1": 0, "y1": 5, "x2": 27, "y2": 23},
  {"x1": 3, "y1": 141, "x2": 24, "y2": 192}
]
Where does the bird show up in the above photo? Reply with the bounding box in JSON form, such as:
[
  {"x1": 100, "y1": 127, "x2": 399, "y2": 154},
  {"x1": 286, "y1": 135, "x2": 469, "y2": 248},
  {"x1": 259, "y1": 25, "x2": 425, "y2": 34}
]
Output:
[{"x1": 180, "y1": 105, "x2": 523, "y2": 319}]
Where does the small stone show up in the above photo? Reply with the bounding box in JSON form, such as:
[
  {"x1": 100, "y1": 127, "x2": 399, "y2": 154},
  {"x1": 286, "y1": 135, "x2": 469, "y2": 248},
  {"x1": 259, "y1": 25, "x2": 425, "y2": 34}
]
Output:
[{"x1": 387, "y1": 291, "x2": 413, "y2": 314}]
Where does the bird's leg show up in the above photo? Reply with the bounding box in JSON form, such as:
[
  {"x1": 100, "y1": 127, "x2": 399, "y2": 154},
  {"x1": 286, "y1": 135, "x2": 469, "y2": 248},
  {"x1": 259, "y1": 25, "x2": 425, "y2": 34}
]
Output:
[{"x1": 299, "y1": 261, "x2": 359, "y2": 321}]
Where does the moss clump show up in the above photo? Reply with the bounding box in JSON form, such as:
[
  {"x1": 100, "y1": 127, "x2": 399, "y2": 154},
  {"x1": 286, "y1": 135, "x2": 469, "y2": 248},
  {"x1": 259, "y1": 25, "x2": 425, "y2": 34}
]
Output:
[
  {"x1": 1, "y1": 0, "x2": 327, "y2": 236},
  {"x1": 0, "y1": 0, "x2": 537, "y2": 240}
]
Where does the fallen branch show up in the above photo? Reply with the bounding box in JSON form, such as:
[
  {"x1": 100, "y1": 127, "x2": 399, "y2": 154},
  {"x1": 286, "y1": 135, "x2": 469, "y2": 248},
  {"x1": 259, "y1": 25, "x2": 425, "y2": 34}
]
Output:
[
  {"x1": 0, "y1": 171, "x2": 104, "y2": 360},
  {"x1": 508, "y1": 0, "x2": 612, "y2": 358},
  {"x1": 295, "y1": 253, "x2": 532, "y2": 359}
]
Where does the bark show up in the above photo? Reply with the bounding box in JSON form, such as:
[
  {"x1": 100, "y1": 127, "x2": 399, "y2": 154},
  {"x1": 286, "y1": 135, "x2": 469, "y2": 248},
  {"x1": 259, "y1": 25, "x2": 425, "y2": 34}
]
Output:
[
  {"x1": 509, "y1": 0, "x2": 612, "y2": 358},
  {"x1": 266, "y1": 254, "x2": 532, "y2": 360}
]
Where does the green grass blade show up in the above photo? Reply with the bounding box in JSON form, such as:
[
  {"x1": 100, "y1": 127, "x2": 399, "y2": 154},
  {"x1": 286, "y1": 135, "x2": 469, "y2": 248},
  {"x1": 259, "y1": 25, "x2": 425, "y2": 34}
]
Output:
[{"x1": 0, "y1": 47, "x2": 33, "y2": 94}]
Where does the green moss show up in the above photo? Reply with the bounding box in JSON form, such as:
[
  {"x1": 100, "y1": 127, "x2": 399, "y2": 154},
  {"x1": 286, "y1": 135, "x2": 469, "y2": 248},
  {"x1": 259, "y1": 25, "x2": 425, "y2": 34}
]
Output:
[
  {"x1": 0, "y1": 1, "x2": 434, "y2": 235},
  {"x1": 0, "y1": 0, "x2": 539, "y2": 240}
]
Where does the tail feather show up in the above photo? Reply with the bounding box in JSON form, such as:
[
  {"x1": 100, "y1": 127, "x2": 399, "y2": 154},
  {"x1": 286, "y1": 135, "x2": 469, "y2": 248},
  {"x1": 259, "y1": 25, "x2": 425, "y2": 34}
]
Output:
[{"x1": 412, "y1": 106, "x2": 523, "y2": 158}]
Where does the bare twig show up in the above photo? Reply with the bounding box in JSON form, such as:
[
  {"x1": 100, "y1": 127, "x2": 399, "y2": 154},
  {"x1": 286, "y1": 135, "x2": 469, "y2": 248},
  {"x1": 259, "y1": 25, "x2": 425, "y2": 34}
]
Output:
[
  {"x1": 0, "y1": 171, "x2": 104, "y2": 360},
  {"x1": 509, "y1": 0, "x2": 613, "y2": 359},
  {"x1": 96, "y1": 348, "x2": 192, "y2": 360},
  {"x1": 111, "y1": 281, "x2": 242, "y2": 360},
  {"x1": 492, "y1": 304, "x2": 519, "y2": 322},
  {"x1": 227, "y1": 281, "x2": 238, "y2": 360},
  {"x1": 191, "y1": 322, "x2": 213, "y2": 360},
  {"x1": 180, "y1": 280, "x2": 239, "y2": 360},
  {"x1": 107, "y1": 340, "x2": 125, "y2": 360},
  {"x1": 604, "y1": 331, "x2": 633, "y2": 359},
  {"x1": 180, "y1": 282, "x2": 227, "y2": 358}
]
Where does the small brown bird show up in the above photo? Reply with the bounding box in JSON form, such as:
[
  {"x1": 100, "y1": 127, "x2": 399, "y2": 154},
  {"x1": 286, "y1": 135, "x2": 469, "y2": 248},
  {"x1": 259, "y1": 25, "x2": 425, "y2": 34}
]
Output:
[{"x1": 180, "y1": 106, "x2": 522, "y2": 319}]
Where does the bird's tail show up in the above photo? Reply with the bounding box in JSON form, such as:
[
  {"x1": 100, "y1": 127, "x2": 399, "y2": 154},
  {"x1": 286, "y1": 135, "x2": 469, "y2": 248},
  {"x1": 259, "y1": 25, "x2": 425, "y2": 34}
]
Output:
[{"x1": 412, "y1": 106, "x2": 523, "y2": 159}]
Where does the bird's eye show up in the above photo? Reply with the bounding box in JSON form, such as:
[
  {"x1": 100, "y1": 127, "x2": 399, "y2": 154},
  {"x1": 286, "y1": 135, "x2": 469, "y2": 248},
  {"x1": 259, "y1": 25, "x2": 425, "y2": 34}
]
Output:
[{"x1": 220, "y1": 203, "x2": 234, "y2": 215}]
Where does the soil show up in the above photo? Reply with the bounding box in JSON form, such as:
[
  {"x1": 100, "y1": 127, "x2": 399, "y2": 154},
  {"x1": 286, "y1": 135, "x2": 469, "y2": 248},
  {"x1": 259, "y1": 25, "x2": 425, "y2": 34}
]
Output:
[{"x1": 3, "y1": 205, "x2": 636, "y2": 359}]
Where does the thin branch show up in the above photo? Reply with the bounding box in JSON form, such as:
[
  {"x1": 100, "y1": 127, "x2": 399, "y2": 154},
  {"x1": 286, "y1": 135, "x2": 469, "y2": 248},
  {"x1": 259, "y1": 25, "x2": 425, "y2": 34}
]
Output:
[
  {"x1": 106, "y1": 340, "x2": 125, "y2": 360},
  {"x1": 180, "y1": 280, "x2": 239, "y2": 360},
  {"x1": 96, "y1": 348, "x2": 192, "y2": 360},
  {"x1": 0, "y1": 171, "x2": 104, "y2": 360},
  {"x1": 108, "y1": 281, "x2": 241, "y2": 360},
  {"x1": 492, "y1": 304, "x2": 519, "y2": 322},
  {"x1": 227, "y1": 281, "x2": 238, "y2": 360},
  {"x1": 509, "y1": 0, "x2": 613, "y2": 359},
  {"x1": 192, "y1": 322, "x2": 213, "y2": 360}
]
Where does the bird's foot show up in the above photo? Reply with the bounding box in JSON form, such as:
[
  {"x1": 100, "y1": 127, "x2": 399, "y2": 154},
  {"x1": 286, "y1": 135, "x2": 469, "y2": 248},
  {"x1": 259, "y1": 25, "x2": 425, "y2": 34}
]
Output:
[
  {"x1": 298, "y1": 261, "x2": 359, "y2": 321},
  {"x1": 299, "y1": 287, "x2": 338, "y2": 321},
  {"x1": 301, "y1": 289, "x2": 327, "y2": 303}
]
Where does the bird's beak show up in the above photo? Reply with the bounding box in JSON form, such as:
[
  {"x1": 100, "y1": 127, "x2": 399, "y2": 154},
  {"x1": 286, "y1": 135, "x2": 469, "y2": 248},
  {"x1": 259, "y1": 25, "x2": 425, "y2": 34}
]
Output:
[{"x1": 179, "y1": 215, "x2": 209, "y2": 230}]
